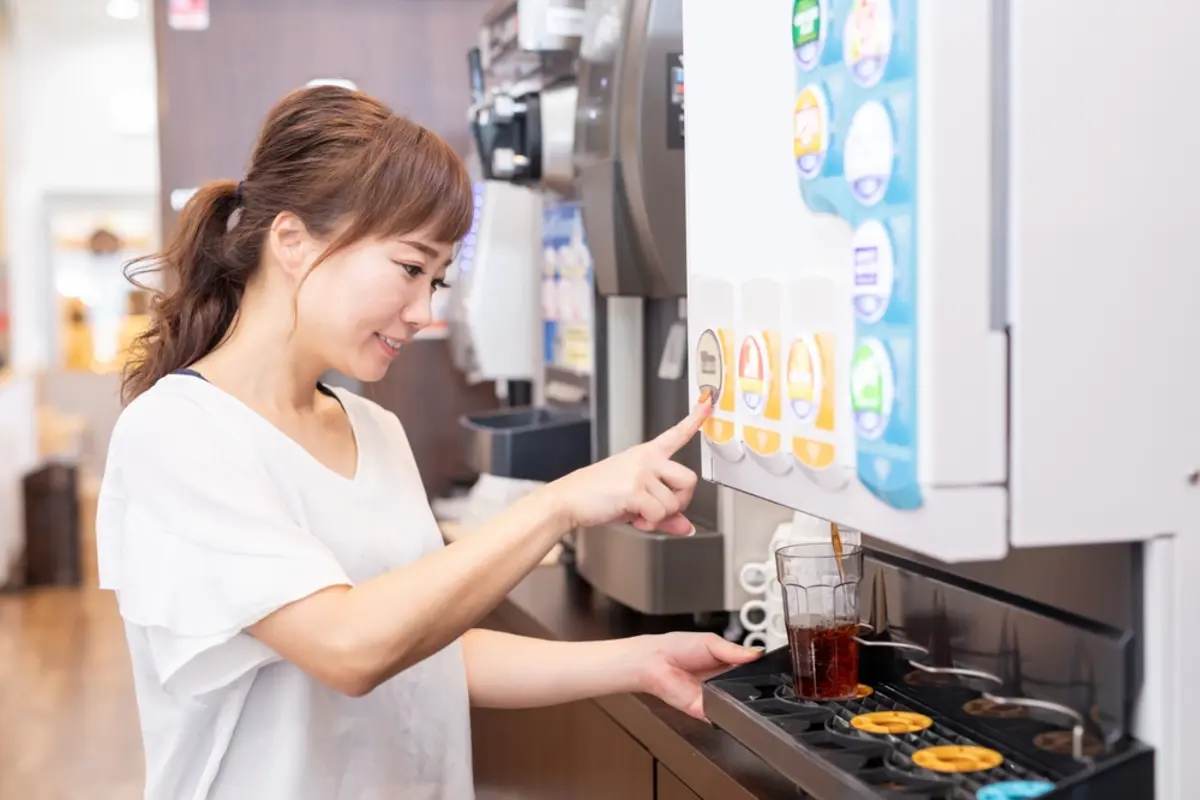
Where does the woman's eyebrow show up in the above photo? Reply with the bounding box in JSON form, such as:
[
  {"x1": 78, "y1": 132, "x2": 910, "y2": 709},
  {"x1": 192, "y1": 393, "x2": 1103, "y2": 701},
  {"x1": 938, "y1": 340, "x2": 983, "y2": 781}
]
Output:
[{"x1": 398, "y1": 240, "x2": 438, "y2": 258}]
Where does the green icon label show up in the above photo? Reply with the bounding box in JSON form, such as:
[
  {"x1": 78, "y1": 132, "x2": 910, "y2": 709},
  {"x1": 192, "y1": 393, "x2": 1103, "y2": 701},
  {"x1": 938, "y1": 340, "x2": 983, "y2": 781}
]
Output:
[
  {"x1": 850, "y1": 345, "x2": 883, "y2": 411},
  {"x1": 793, "y1": 0, "x2": 821, "y2": 46},
  {"x1": 850, "y1": 339, "x2": 894, "y2": 441},
  {"x1": 792, "y1": 0, "x2": 826, "y2": 71}
]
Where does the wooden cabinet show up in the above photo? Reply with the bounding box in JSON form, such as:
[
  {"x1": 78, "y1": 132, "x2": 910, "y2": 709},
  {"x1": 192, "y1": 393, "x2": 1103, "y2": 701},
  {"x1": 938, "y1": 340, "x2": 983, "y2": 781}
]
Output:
[
  {"x1": 657, "y1": 764, "x2": 704, "y2": 800},
  {"x1": 469, "y1": 585, "x2": 801, "y2": 800},
  {"x1": 472, "y1": 701, "x2": 655, "y2": 799},
  {"x1": 472, "y1": 701, "x2": 738, "y2": 799}
]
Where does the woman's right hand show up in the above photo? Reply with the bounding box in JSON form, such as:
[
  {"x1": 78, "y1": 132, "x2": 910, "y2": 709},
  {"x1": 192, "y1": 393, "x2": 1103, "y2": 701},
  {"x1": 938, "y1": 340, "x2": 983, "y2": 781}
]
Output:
[{"x1": 552, "y1": 394, "x2": 713, "y2": 536}]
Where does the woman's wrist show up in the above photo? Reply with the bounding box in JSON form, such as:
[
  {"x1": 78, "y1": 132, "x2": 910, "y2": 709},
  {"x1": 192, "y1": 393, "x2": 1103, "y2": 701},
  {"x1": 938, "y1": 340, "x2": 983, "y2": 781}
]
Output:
[
  {"x1": 618, "y1": 635, "x2": 661, "y2": 696},
  {"x1": 542, "y1": 474, "x2": 583, "y2": 537},
  {"x1": 522, "y1": 481, "x2": 575, "y2": 538},
  {"x1": 576, "y1": 636, "x2": 659, "y2": 698}
]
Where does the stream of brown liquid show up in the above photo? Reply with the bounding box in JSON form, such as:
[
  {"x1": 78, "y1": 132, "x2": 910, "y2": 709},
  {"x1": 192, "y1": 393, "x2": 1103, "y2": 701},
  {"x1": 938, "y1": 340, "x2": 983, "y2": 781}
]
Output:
[{"x1": 831, "y1": 522, "x2": 846, "y2": 584}]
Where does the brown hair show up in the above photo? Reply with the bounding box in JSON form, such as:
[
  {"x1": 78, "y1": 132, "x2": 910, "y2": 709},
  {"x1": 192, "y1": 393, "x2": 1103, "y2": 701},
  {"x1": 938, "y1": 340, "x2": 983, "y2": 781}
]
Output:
[{"x1": 121, "y1": 85, "x2": 474, "y2": 403}]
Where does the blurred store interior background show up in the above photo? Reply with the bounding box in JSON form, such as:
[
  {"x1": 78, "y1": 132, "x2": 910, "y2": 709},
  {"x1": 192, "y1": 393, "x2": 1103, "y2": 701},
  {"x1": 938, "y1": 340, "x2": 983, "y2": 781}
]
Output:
[{"x1": 0, "y1": 2, "x2": 500, "y2": 796}]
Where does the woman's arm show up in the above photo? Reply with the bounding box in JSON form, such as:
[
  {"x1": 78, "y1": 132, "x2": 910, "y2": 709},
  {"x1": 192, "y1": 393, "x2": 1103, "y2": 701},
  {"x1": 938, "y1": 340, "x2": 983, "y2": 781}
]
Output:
[
  {"x1": 461, "y1": 629, "x2": 645, "y2": 708},
  {"x1": 251, "y1": 487, "x2": 569, "y2": 697},
  {"x1": 461, "y1": 627, "x2": 761, "y2": 719},
  {"x1": 250, "y1": 399, "x2": 712, "y2": 698}
]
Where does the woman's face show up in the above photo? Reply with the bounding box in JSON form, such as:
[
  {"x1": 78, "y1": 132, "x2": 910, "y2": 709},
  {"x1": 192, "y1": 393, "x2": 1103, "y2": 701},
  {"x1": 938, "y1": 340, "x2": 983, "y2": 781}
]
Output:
[{"x1": 293, "y1": 224, "x2": 454, "y2": 383}]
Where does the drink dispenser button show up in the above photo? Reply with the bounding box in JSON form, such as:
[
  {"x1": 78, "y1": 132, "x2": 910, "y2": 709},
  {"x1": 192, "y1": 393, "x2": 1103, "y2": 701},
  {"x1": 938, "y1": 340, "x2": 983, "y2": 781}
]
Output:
[{"x1": 695, "y1": 329, "x2": 724, "y2": 403}]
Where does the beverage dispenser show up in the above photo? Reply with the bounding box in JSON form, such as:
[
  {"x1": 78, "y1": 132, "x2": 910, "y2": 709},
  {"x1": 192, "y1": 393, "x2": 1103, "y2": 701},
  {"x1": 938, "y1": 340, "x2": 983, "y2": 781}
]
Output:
[
  {"x1": 684, "y1": 2, "x2": 1198, "y2": 798},
  {"x1": 569, "y1": 0, "x2": 795, "y2": 619},
  {"x1": 457, "y1": 0, "x2": 594, "y2": 487}
]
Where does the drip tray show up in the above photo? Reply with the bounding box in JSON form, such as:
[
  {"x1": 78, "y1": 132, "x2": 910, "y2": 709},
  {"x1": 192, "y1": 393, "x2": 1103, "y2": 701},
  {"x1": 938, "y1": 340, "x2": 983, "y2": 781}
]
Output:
[
  {"x1": 573, "y1": 522, "x2": 725, "y2": 615},
  {"x1": 460, "y1": 405, "x2": 591, "y2": 483},
  {"x1": 703, "y1": 648, "x2": 1153, "y2": 799}
]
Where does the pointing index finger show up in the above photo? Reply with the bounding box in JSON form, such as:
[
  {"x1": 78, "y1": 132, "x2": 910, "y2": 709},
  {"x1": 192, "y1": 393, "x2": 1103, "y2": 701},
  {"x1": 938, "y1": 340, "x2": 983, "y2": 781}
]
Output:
[{"x1": 655, "y1": 391, "x2": 713, "y2": 455}]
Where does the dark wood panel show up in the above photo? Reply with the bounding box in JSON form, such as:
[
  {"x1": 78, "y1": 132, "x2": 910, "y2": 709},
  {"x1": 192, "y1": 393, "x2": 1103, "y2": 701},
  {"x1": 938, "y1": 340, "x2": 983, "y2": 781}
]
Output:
[
  {"x1": 658, "y1": 763, "x2": 704, "y2": 800},
  {"x1": 154, "y1": 0, "x2": 489, "y2": 226},
  {"x1": 472, "y1": 701, "x2": 655, "y2": 800},
  {"x1": 471, "y1": 607, "x2": 656, "y2": 798},
  {"x1": 153, "y1": 0, "x2": 498, "y2": 496}
]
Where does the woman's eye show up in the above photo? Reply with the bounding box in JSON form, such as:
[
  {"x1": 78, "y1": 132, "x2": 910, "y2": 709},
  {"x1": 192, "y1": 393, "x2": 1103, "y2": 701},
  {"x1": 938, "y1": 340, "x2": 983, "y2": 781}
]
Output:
[
  {"x1": 396, "y1": 262, "x2": 424, "y2": 278},
  {"x1": 433, "y1": 279, "x2": 451, "y2": 291}
]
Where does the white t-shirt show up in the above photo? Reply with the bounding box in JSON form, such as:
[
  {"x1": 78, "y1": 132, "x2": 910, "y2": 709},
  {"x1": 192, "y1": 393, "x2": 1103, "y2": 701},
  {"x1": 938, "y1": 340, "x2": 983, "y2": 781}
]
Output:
[{"x1": 96, "y1": 372, "x2": 474, "y2": 800}]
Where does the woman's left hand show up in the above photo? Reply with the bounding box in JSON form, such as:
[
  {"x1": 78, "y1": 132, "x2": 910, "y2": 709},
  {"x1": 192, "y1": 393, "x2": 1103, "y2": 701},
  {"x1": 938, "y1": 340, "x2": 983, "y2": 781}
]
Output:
[{"x1": 632, "y1": 632, "x2": 763, "y2": 720}]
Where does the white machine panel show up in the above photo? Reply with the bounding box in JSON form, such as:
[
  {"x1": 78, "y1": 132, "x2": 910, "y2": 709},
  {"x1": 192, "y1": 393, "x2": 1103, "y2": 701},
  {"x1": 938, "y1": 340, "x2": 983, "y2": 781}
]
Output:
[
  {"x1": 450, "y1": 181, "x2": 542, "y2": 383},
  {"x1": 683, "y1": 0, "x2": 1200, "y2": 560},
  {"x1": 1006, "y1": 1, "x2": 1200, "y2": 547},
  {"x1": 683, "y1": 0, "x2": 1006, "y2": 562}
]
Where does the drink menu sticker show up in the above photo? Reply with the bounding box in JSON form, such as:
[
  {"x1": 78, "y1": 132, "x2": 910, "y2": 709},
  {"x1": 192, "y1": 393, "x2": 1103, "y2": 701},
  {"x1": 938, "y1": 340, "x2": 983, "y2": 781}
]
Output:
[
  {"x1": 851, "y1": 220, "x2": 895, "y2": 323},
  {"x1": 792, "y1": 0, "x2": 828, "y2": 72},
  {"x1": 843, "y1": 0, "x2": 894, "y2": 88},
  {"x1": 793, "y1": 85, "x2": 831, "y2": 181},
  {"x1": 790, "y1": 0, "x2": 922, "y2": 510},
  {"x1": 786, "y1": 337, "x2": 822, "y2": 425},
  {"x1": 844, "y1": 101, "x2": 895, "y2": 207},
  {"x1": 738, "y1": 336, "x2": 768, "y2": 415},
  {"x1": 541, "y1": 202, "x2": 594, "y2": 377}
]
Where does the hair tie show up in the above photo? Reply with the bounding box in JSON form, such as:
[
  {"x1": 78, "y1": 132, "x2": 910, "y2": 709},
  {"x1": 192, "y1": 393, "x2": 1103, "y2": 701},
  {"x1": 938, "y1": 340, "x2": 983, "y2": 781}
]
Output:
[{"x1": 227, "y1": 182, "x2": 246, "y2": 232}]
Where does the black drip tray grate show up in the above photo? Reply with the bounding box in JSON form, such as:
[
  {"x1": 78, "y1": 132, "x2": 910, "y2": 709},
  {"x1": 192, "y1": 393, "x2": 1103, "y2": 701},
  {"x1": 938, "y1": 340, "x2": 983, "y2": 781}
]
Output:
[
  {"x1": 738, "y1": 674, "x2": 1050, "y2": 798},
  {"x1": 702, "y1": 650, "x2": 1153, "y2": 800}
]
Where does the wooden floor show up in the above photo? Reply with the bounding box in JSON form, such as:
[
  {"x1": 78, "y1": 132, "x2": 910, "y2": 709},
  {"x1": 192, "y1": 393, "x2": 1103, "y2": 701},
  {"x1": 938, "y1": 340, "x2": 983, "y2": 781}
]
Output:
[
  {"x1": 0, "y1": 587, "x2": 533, "y2": 800},
  {"x1": 0, "y1": 587, "x2": 144, "y2": 800}
]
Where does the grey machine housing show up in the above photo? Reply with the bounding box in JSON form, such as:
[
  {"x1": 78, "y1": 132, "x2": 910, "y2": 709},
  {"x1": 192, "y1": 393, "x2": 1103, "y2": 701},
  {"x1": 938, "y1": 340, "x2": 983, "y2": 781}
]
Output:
[{"x1": 571, "y1": 0, "x2": 730, "y2": 615}]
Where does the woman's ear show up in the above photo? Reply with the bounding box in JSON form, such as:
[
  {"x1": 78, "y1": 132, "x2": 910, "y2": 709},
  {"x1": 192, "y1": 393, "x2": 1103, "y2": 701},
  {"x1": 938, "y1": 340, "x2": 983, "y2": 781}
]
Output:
[{"x1": 267, "y1": 211, "x2": 318, "y2": 281}]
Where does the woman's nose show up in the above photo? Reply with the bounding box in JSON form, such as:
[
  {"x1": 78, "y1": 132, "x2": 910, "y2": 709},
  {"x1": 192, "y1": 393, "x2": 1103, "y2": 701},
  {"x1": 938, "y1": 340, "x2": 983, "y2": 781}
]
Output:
[{"x1": 399, "y1": 295, "x2": 433, "y2": 331}]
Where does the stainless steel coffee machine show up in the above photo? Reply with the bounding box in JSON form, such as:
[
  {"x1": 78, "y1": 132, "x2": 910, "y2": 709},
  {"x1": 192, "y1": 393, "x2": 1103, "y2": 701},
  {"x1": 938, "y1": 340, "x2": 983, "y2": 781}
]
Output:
[{"x1": 569, "y1": 0, "x2": 795, "y2": 621}]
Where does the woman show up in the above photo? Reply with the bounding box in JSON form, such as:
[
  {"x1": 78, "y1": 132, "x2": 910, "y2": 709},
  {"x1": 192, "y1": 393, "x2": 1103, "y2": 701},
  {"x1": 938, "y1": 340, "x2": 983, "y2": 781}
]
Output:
[{"x1": 97, "y1": 86, "x2": 759, "y2": 799}]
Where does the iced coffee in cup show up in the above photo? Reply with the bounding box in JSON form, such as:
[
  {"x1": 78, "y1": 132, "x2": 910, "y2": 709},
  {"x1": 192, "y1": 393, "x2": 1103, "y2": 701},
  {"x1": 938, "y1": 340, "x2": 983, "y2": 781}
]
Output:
[{"x1": 775, "y1": 541, "x2": 864, "y2": 700}]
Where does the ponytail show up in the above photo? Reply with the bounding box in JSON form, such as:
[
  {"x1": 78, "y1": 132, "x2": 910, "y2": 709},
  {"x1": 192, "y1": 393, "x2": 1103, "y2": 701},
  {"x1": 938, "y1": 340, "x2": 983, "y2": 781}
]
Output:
[{"x1": 121, "y1": 179, "x2": 247, "y2": 403}]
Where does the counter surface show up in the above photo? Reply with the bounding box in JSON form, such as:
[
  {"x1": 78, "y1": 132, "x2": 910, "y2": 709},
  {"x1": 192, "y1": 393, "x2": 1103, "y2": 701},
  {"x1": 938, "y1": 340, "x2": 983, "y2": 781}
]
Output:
[{"x1": 490, "y1": 563, "x2": 798, "y2": 800}]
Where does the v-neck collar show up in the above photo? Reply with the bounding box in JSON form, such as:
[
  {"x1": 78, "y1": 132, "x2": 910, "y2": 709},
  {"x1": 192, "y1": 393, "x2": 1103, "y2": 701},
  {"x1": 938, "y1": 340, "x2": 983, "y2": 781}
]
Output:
[{"x1": 166, "y1": 370, "x2": 364, "y2": 486}]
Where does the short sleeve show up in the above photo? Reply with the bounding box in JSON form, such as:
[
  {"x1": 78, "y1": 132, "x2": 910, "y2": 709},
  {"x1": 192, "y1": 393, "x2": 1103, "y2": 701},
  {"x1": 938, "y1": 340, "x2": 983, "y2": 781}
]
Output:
[{"x1": 97, "y1": 386, "x2": 353, "y2": 699}]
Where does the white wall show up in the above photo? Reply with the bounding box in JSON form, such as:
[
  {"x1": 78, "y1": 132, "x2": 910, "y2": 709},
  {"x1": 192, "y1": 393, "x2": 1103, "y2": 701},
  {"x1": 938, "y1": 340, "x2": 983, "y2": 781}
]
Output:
[{"x1": 3, "y1": 0, "x2": 159, "y2": 369}]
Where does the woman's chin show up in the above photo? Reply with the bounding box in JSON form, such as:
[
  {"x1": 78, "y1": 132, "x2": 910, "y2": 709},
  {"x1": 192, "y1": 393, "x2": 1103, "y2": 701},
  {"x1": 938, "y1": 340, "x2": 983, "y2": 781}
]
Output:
[
  {"x1": 334, "y1": 355, "x2": 392, "y2": 385},
  {"x1": 356, "y1": 361, "x2": 392, "y2": 384}
]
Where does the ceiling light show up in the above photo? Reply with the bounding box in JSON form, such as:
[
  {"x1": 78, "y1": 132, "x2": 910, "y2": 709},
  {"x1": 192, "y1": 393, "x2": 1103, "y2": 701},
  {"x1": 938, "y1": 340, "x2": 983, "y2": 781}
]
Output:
[{"x1": 106, "y1": 0, "x2": 140, "y2": 21}]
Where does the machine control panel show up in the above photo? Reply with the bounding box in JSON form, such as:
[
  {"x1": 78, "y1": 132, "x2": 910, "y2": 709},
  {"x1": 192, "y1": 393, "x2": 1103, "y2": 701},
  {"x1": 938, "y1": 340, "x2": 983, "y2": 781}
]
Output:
[
  {"x1": 683, "y1": 0, "x2": 1008, "y2": 562},
  {"x1": 691, "y1": 0, "x2": 919, "y2": 501}
]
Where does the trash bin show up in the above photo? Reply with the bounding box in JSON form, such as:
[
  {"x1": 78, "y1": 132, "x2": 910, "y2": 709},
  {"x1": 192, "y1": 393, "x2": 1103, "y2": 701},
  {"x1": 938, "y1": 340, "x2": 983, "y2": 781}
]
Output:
[{"x1": 22, "y1": 461, "x2": 81, "y2": 588}]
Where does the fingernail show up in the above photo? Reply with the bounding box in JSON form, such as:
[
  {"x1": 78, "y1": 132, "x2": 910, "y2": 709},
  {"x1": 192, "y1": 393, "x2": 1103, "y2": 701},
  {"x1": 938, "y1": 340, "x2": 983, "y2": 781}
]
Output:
[{"x1": 686, "y1": 526, "x2": 697, "y2": 537}]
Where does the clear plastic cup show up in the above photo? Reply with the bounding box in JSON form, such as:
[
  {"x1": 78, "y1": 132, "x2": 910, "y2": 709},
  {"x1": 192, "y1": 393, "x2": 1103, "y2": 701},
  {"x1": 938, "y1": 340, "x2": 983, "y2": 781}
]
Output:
[{"x1": 775, "y1": 541, "x2": 864, "y2": 701}]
